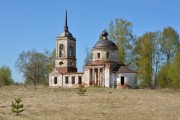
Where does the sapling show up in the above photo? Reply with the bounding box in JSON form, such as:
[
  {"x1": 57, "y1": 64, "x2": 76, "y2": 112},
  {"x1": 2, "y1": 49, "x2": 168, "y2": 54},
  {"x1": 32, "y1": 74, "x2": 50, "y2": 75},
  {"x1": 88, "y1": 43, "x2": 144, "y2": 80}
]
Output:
[{"x1": 11, "y1": 98, "x2": 24, "y2": 116}]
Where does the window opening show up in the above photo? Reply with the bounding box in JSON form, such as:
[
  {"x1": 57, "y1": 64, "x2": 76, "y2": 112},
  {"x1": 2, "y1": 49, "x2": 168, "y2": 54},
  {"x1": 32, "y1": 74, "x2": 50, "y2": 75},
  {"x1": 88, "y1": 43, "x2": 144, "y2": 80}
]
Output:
[
  {"x1": 97, "y1": 53, "x2": 100, "y2": 58},
  {"x1": 78, "y1": 76, "x2": 82, "y2": 84},
  {"x1": 106, "y1": 53, "x2": 109, "y2": 58},
  {"x1": 65, "y1": 76, "x2": 69, "y2": 84},
  {"x1": 54, "y1": 77, "x2": 57, "y2": 84},
  {"x1": 72, "y1": 76, "x2": 75, "y2": 84},
  {"x1": 59, "y1": 44, "x2": 64, "y2": 57}
]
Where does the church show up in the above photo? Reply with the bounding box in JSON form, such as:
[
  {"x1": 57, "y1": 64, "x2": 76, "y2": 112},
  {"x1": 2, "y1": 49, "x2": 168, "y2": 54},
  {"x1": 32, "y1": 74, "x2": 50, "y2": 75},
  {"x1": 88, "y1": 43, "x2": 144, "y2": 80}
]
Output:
[{"x1": 49, "y1": 12, "x2": 137, "y2": 89}]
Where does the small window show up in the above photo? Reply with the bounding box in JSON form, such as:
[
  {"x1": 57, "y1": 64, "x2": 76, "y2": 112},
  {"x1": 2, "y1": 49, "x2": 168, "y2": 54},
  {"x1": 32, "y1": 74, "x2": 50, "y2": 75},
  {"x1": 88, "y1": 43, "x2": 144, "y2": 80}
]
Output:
[
  {"x1": 106, "y1": 53, "x2": 109, "y2": 58},
  {"x1": 54, "y1": 77, "x2": 57, "y2": 84},
  {"x1": 65, "y1": 76, "x2": 69, "y2": 84},
  {"x1": 72, "y1": 76, "x2": 75, "y2": 84},
  {"x1": 97, "y1": 53, "x2": 100, "y2": 58},
  {"x1": 78, "y1": 76, "x2": 82, "y2": 84}
]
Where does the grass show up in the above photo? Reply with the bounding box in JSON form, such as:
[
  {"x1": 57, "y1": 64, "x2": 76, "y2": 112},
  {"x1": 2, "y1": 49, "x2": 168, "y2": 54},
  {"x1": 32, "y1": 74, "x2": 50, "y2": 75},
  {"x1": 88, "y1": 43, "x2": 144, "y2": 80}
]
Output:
[{"x1": 0, "y1": 86, "x2": 180, "y2": 120}]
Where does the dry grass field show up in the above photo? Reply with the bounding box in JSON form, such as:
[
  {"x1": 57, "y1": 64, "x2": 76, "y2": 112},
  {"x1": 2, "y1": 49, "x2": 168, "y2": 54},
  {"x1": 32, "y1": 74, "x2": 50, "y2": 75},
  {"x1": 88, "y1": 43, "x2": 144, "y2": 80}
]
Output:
[{"x1": 0, "y1": 86, "x2": 180, "y2": 120}]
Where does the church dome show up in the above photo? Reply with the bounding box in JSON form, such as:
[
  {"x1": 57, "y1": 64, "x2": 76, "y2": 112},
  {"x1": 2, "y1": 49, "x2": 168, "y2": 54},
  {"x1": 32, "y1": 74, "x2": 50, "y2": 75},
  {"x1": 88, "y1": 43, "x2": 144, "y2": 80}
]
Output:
[
  {"x1": 93, "y1": 31, "x2": 118, "y2": 50},
  {"x1": 92, "y1": 30, "x2": 118, "y2": 65}
]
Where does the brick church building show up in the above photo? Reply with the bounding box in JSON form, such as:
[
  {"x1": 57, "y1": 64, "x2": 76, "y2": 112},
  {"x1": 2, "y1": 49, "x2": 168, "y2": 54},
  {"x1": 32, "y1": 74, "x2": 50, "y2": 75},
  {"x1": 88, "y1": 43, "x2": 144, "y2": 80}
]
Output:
[{"x1": 49, "y1": 12, "x2": 137, "y2": 89}]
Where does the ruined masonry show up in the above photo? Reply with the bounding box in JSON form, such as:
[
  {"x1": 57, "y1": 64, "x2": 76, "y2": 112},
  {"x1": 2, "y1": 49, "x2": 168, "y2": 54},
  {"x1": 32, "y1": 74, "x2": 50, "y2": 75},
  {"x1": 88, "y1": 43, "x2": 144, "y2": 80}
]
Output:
[{"x1": 49, "y1": 12, "x2": 137, "y2": 89}]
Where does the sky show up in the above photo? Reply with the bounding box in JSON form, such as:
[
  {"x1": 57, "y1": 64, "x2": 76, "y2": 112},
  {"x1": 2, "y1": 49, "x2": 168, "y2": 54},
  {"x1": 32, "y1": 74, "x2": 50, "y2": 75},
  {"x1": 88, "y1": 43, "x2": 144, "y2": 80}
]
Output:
[{"x1": 0, "y1": 0, "x2": 180, "y2": 83}]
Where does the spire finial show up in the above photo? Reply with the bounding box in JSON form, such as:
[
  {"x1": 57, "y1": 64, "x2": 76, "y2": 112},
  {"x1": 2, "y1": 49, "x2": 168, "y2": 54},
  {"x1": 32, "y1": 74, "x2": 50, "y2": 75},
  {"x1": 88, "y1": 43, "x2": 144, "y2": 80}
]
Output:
[
  {"x1": 64, "y1": 10, "x2": 68, "y2": 32},
  {"x1": 101, "y1": 30, "x2": 108, "y2": 40}
]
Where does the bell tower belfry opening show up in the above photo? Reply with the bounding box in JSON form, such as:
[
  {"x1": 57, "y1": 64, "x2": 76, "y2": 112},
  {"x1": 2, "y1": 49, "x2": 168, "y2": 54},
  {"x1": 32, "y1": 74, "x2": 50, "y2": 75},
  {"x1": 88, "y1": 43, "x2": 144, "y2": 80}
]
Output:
[{"x1": 55, "y1": 11, "x2": 77, "y2": 73}]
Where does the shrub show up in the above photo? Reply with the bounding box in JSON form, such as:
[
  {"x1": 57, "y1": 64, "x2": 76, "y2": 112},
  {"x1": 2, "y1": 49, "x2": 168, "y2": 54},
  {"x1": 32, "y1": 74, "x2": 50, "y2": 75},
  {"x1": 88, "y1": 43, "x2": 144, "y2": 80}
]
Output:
[{"x1": 77, "y1": 83, "x2": 87, "y2": 95}]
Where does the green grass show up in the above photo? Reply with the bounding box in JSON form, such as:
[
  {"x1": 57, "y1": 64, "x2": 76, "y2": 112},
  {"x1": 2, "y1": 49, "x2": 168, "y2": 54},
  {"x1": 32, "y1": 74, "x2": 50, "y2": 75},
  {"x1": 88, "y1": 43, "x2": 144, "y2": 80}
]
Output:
[{"x1": 0, "y1": 86, "x2": 180, "y2": 120}]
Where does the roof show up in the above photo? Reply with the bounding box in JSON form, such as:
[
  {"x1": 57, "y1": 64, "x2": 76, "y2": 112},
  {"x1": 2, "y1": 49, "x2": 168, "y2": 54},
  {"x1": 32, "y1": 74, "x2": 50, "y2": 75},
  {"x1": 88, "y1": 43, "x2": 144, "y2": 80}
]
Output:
[
  {"x1": 93, "y1": 30, "x2": 118, "y2": 50},
  {"x1": 60, "y1": 31, "x2": 73, "y2": 38},
  {"x1": 111, "y1": 64, "x2": 136, "y2": 73},
  {"x1": 93, "y1": 40, "x2": 118, "y2": 50}
]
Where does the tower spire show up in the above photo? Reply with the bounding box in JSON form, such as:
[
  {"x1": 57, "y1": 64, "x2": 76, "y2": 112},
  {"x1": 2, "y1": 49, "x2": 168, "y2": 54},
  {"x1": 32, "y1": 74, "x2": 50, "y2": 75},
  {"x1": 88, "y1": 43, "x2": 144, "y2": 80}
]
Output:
[{"x1": 64, "y1": 10, "x2": 68, "y2": 32}]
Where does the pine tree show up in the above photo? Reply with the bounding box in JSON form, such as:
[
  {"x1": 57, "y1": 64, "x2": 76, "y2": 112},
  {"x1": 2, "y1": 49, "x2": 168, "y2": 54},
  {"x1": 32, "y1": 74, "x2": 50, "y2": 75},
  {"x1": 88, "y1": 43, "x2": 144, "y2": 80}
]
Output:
[{"x1": 11, "y1": 98, "x2": 24, "y2": 116}]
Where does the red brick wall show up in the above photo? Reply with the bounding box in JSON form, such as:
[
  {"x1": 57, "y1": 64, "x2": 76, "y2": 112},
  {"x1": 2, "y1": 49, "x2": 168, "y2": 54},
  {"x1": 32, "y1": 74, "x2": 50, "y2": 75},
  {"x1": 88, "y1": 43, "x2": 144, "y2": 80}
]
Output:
[
  {"x1": 56, "y1": 67, "x2": 77, "y2": 74},
  {"x1": 92, "y1": 60, "x2": 118, "y2": 65}
]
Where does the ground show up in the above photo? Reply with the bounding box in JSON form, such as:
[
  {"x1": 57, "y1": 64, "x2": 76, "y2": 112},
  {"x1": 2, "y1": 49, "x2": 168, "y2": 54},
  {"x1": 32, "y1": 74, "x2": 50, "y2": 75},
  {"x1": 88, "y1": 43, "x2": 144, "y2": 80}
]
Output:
[{"x1": 0, "y1": 86, "x2": 180, "y2": 120}]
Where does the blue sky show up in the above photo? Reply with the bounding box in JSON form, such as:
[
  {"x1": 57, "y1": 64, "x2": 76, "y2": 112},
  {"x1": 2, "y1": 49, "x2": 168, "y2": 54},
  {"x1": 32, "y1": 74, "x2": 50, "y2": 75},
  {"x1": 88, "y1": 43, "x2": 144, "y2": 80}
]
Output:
[{"x1": 0, "y1": 0, "x2": 180, "y2": 83}]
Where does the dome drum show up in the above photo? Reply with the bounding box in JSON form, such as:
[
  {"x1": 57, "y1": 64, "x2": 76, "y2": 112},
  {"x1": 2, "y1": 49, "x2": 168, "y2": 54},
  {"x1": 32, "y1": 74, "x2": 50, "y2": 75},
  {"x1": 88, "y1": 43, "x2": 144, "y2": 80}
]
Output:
[{"x1": 92, "y1": 30, "x2": 118, "y2": 64}]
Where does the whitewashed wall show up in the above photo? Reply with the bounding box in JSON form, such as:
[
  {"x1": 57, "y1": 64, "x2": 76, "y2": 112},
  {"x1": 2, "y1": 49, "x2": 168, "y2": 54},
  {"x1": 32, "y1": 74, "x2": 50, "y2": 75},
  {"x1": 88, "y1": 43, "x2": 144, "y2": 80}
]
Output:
[
  {"x1": 104, "y1": 67, "x2": 110, "y2": 87},
  {"x1": 49, "y1": 69, "x2": 83, "y2": 88},
  {"x1": 83, "y1": 68, "x2": 90, "y2": 85},
  {"x1": 92, "y1": 49, "x2": 118, "y2": 62},
  {"x1": 111, "y1": 73, "x2": 137, "y2": 88}
]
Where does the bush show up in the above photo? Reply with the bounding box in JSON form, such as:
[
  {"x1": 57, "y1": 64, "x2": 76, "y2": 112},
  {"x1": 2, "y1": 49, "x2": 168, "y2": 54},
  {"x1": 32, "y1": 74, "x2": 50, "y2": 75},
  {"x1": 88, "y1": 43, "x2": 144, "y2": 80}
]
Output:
[{"x1": 77, "y1": 83, "x2": 87, "y2": 95}]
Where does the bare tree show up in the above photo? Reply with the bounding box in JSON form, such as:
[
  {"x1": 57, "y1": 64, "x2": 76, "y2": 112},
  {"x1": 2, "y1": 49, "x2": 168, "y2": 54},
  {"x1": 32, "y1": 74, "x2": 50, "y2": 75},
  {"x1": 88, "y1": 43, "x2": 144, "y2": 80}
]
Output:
[{"x1": 15, "y1": 49, "x2": 54, "y2": 88}]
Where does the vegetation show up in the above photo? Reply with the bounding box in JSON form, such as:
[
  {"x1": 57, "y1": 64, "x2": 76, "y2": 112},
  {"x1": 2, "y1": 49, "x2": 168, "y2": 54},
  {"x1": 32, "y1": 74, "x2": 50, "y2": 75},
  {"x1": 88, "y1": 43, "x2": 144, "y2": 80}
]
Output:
[
  {"x1": 134, "y1": 32, "x2": 157, "y2": 88},
  {"x1": 0, "y1": 86, "x2": 180, "y2": 120},
  {"x1": 15, "y1": 49, "x2": 54, "y2": 88},
  {"x1": 108, "y1": 18, "x2": 135, "y2": 67},
  {"x1": 107, "y1": 18, "x2": 180, "y2": 89},
  {"x1": 156, "y1": 52, "x2": 180, "y2": 89},
  {"x1": 11, "y1": 98, "x2": 24, "y2": 116},
  {"x1": 0, "y1": 65, "x2": 14, "y2": 86},
  {"x1": 77, "y1": 83, "x2": 87, "y2": 95}
]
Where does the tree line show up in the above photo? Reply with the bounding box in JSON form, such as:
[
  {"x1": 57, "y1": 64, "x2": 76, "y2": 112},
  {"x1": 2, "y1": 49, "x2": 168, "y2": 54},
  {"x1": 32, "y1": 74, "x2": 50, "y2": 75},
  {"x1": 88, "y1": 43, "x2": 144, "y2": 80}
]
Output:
[
  {"x1": 108, "y1": 18, "x2": 180, "y2": 89},
  {"x1": 0, "y1": 49, "x2": 55, "y2": 88}
]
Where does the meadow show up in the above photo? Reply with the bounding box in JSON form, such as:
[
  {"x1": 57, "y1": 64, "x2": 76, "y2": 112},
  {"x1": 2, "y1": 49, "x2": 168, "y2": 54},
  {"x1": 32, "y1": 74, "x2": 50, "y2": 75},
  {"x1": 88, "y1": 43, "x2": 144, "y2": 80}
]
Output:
[{"x1": 0, "y1": 86, "x2": 180, "y2": 120}]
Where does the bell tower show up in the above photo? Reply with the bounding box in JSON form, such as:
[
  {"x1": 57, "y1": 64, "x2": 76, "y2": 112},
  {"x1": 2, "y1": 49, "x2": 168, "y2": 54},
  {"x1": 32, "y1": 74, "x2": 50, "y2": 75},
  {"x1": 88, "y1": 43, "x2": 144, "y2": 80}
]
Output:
[{"x1": 55, "y1": 11, "x2": 77, "y2": 73}]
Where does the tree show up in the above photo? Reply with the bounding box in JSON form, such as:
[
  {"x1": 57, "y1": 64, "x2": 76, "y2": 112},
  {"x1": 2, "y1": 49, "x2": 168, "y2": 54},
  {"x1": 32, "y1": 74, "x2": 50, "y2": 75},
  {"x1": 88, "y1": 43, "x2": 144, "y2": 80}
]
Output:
[
  {"x1": 156, "y1": 63, "x2": 170, "y2": 88},
  {"x1": 150, "y1": 31, "x2": 162, "y2": 86},
  {"x1": 0, "y1": 65, "x2": 13, "y2": 86},
  {"x1": 157, "y1": 52, "x2": 180, "y2": 89},
  {"x1": 11, "y1": 98, "x2": 24, "y2": 116},
  {"x1": 156, "y1": 27, "x2": 180, "y2": 88},
  {"x1": 160, "y1": 27, "x2": 179, "y2": 63},
  {"x1": 108, "y1": 18, "x2": 135, "y2": 66},
  {"x1": 169, "y1": 53, "x2": 180, "y2": 89},
  {"x1": 15, "y1": 49, "x2": 54, "y2": 88},
  {"x1": 134, "y1": 32, "x2": 157, "y2": 88},
  {"x1": 84, "y1": 45, "x2": 92, "y2": 65}
]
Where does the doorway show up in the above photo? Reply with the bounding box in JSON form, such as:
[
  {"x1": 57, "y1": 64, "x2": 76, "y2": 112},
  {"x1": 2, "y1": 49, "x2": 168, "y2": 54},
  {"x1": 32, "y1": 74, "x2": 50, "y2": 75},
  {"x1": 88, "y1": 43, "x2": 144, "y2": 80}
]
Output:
[{"x1": 121, "y1": 76, "x2": 124, "y2": 85}]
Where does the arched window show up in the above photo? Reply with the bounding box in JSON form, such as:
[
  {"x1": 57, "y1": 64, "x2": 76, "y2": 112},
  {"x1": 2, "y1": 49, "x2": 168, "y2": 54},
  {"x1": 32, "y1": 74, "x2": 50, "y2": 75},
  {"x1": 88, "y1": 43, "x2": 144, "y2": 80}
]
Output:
[
  {"x1": 59, "y1": 44, "x2": 64, "y2": 57},
  {"x1": 69, "y1": 45, "x2": 73, "y2": 57}
]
